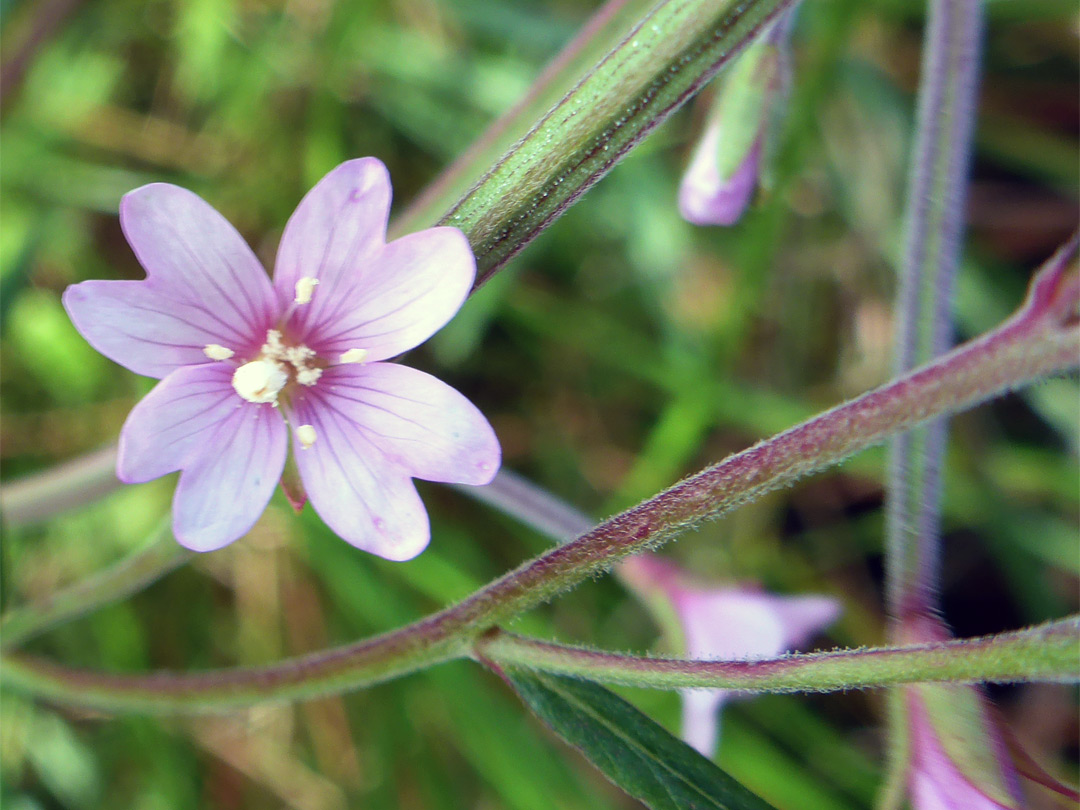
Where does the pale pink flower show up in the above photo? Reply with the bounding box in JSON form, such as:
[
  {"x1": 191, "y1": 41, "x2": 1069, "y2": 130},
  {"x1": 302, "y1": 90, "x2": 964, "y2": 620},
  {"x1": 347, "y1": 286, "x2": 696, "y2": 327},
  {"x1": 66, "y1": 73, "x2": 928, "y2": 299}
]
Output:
[
  {"x1": 619, "y1": 555, "x2": 840, "y2": 755},
  {"x1": 897, "y1": 617, "x2": 1026, "y2": 810},
  {"x1": 679, "y1": 125, "x2": 764, "y2": 227},
  {"x1": 906, "y1": 689, "x2": 1019, "y2": 810},
  {"x1": 63, "y1": 158, "x2": 500, "y2": 559},
  {"x1": 678, "y1": 13, "x2": 793, "y2": 226}
]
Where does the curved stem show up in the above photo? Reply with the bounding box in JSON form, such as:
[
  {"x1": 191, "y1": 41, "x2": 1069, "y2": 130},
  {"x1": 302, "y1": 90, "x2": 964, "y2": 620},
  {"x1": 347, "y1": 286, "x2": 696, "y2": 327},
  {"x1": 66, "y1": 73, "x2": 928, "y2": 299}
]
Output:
[
  {"x1": 0, "y1": 516, "x2": 188, "y2": 650},
  {"x1": 0, "y1": 443, "x2": 119, "y2": 527},
  {"x1": 477, "y1": 617, "x2": 1080, "y2": 692},
  {"x1": 2, "y1": 282, "x2": 1075, "y2": 712}
]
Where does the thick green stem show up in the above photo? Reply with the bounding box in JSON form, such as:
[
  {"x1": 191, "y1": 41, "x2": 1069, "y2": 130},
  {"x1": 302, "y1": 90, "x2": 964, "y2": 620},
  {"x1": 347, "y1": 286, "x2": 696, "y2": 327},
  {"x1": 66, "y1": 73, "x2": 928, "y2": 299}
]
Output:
[
  {"x1": 438, "y1": 0, "x2": 797, "y2": 288},
  {"x1": 477, "y1": 617, "x2": 1080, "y2": 692}
]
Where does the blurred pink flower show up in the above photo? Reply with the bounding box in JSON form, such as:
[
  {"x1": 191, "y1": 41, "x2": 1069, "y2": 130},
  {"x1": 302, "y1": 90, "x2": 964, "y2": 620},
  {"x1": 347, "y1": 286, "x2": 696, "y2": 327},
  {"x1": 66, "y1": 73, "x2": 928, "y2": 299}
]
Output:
[
  {"x1": 678, "y1": 14, "x2": 793, "y2": 226},
  {"x1": 678, "y1": 123, "x2": 764, "y2": 227},
  {"x1": 620, "y1": 555, "x2": 840, "y2": 755},
  {"x1": 64, "y1": 158, "x2": 500, "y2": 558},
  {"x1": 905, "y1": 689, "x2": 1018, "y2": 810},
  {"x1": 895, "y1": 618, "x2": 1027, "y2": 810}
]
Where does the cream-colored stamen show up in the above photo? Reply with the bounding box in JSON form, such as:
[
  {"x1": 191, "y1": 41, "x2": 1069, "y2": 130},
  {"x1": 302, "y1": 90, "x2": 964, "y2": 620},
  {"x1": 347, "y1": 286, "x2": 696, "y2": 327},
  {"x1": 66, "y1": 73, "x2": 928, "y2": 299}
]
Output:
[
  {"x1": 296, "y1": 424, "x2": 317, "y2": 449},
  {"x1": 233, "y1": 359, "x2": 288, "y2": 404},
  {"x1": 203, "y1": 344, "x2": 234, "y2": 361},
  {"x1": 339, "y1": 348, "x2": 368, "y2": 364},
  {"x1": 294, "y1": 277, "x2": 319, "y2": 305}
]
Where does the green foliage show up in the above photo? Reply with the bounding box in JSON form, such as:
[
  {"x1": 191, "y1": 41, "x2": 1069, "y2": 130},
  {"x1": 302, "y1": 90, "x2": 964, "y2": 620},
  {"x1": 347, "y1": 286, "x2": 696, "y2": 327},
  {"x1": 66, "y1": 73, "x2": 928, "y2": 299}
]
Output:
[
  {"x1": 503, "y1": 668, "x2": 776, "y2": 810},
  {"x1": 0, "y1": 0, "x2": 1076, "y2": 806}
]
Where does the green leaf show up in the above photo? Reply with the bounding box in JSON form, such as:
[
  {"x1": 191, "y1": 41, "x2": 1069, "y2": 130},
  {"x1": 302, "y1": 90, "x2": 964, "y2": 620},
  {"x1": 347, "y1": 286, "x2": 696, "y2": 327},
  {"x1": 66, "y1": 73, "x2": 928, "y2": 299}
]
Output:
[{"x1": 501, "y1": 667, "x2": 777, "y2": 810}]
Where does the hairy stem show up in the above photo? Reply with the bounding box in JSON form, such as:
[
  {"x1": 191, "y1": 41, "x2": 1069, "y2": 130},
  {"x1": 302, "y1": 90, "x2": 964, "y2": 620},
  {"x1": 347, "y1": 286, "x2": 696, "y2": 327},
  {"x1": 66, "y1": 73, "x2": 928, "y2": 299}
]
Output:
[
  {"x1": 886, "y1": 0, "x2": 984, "y2": 624},
  {"x1": 477, "y1": 617, "x2": 1080, "y2": 692},
  {"x1": 2, "y1": 274, "x2": 1075, "y2": 712},
  {"x1": 437, "y1": 0, "x2": 797, "y2": 288}
]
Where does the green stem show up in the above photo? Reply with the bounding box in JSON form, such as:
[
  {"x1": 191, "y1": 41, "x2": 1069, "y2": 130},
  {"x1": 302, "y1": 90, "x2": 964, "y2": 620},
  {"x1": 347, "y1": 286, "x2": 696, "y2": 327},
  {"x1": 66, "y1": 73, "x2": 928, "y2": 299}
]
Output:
[
  {"x1": 0, "y1": 516, "x2": 188, "y2": 650},
  {"x1": 477, "y1": 617, "x2": 1080, "y2": 692},
  {"x1": 437, "y1": 0, "x2": 797, "y2": 288},
  {"x1": 2, "y1": 278, "x2": 1075, "y2": 712},
  {"x1": 392, "y1": 0, "x2": 656, "y2": 238}
]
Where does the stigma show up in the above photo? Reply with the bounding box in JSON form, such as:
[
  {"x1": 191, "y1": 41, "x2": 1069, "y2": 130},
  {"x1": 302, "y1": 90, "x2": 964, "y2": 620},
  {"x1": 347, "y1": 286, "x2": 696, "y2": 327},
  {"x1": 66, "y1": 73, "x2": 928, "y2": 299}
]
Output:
[
  {"x1": 233, "y1": 359, "x2": 288, "y2": 404},
  {"x1": 230, "y1": 329, "x2": 324, "y2": 405}
]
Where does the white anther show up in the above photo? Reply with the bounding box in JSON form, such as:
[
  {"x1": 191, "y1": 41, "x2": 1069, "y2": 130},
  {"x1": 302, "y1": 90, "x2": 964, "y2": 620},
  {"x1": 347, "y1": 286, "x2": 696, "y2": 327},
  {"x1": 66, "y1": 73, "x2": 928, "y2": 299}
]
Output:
[
  {"x1": 294, "y1": 366, "x2": 322, "y2": 386},
  {"x1": 232, "y1": 359, "x2": 288, "y2": 404},
  {"x1": 339, "y1": 348, "x2": 368, "y2": 364},
  {"x1": 294, "y1": 277, "x2": 319, "y2": 305},
  {"x1": 203, "y1": 344, "x2": 234, "y2": 361},
  {"x1": 264, "y1": 329, "x2": 285, "y2": 354},
  {"x1": 296, "y1": 424, "x2": 317, "y2": 449}
]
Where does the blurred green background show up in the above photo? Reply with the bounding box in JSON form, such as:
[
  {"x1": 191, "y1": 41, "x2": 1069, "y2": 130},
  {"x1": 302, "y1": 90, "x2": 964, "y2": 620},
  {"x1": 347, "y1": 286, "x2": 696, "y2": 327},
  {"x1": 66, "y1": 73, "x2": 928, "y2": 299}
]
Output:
[{"x1": 1, "y1": 0, "x2": 1077, "y2": 808}]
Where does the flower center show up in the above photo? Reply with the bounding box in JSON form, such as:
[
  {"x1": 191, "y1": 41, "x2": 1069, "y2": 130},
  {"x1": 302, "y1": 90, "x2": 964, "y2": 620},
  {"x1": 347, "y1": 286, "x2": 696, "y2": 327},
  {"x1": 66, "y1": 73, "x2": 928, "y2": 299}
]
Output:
[
  {"x1": 232, "y1": 358, "x2": 289, "y2": 403},
  {"x1": 232, "y1": 329, "x2": 323, "y2": 404},
  {"x1": 200, "y1": 277, "x2": 367, "y2": 407}
]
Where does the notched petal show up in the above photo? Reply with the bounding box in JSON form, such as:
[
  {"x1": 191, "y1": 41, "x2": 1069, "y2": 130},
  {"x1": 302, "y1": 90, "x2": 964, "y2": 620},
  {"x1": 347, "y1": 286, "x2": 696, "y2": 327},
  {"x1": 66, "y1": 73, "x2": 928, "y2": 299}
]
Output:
[
  {"x1": 119, "y1": 183, "x2": 277, "y2": 338},
  {"x1": 172, "y1": 402, "x2": 288, "y2": 552},
  {"x1": 273, "y1": 158, "x2": 393, "y2": 338}
]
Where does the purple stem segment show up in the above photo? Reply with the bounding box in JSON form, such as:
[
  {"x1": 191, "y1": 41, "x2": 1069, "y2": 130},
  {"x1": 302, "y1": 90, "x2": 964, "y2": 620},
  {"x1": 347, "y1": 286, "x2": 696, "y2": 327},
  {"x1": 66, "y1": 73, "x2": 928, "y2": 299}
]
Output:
[
  {"x1": 2, "y1": 256, "x2": 1076, "y2": 712},
  {"x1": 886, "y1": 0, "x2": 984, "y2": 623}
]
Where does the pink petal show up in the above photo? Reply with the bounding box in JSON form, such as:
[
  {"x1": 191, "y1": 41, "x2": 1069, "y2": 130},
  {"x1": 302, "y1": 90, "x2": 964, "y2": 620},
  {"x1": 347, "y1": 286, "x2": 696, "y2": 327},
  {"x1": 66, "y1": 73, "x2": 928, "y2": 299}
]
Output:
[
  {"x1": 66, "y1": 184, "x2": 278, "y2": 377},
  {"x1": 681, "y1": 688, "x2": 728, "y2": 756},
  {"x1": 909, "y1": 695, "x2": 1014, "y2": 810},
  {"x1": 666, "y1": 582, "x2": 839, "y2": 758},
  {"x1": 64, "y1": 280, "x2": 264, "y2": 379},
  {"x1": 118, "y1": 364, "x2": 246, "y2": 482},
  {"x1": 303, "y1": 226, "x2": 476, "y2": 361},
  {"x1": 286, "y1": 396, "x2": 426, "y2": 561},
  {"x1": 769, "y1": 595, "x2": 843, "y2": 649},
  {"x1": 675, "y1": 589, "x2": 790, "y2": 660},
  {"x1": 171, "y1": 403, "x2": 288, "y2": 552},
  {"x1": 287, "y1": 363, "x2": 500, "y2": 560},
  {"x1": 305, "y1": 363, "x2": 499, "y2": 483},
  {"x1": 272, "y1": 159, "x2": 392, "y2": 340},
  {"x1": 117, "y1": 364, "x2": 288, "y2": 551},
  {"x1": 678, "y1": 124, "x2": 763, "y2": 227}
]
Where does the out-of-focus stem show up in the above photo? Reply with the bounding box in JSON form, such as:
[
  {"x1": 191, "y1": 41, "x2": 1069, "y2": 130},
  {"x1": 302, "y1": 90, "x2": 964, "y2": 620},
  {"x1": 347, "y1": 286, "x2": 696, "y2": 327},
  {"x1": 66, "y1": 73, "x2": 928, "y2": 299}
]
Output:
[
  {"x1": 0, "y1": 443, "x2": 119, "y2": 527},
  {"x1": 0, "y1": 517, "x2": 189, "y2": 650},
  {"x1": 454, "y1": 468, "x2": 594, "y2": 545},
  {"x1": 885, "y1": 0, "x2": 983, "y2": 624},
  {"x1": 882, "y1": 5, "x2": 994, "y2": 802}
]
